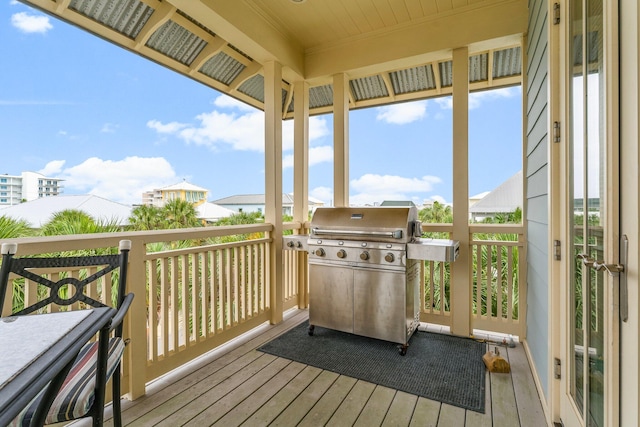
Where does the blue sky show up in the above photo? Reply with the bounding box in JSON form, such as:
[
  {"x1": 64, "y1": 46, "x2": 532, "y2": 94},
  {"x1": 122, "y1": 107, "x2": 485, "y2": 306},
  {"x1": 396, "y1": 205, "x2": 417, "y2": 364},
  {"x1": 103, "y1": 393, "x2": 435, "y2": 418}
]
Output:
[{"x1": 1, "y1": 1, "x2": 523, "y2": 207}]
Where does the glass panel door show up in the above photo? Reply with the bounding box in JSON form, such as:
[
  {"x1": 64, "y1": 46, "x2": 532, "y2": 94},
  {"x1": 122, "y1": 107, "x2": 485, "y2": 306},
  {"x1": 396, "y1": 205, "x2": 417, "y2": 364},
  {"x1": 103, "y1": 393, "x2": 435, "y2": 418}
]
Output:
[{"x1": 568, "y1": 0, "x2": 606, "y2": 425}]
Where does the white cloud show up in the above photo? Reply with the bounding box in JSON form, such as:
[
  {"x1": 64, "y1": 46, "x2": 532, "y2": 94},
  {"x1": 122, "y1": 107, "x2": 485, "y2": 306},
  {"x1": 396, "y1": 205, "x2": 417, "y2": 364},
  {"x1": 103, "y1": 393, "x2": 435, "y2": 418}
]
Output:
[
  {"x1": 11, "y1": 12, "x2": 52, "y2": 34},
  {"x1": 376, "y1": 101, "x2": 427, "y2": 125},
  {"x1": 349, "y1": 173, "x2": 442, "y2": 206},
  {"x1": 434, "y1": 87, "x2": 519, "y2": 111},
  {"x1": 434, "y1": 97, "x2": 453, "y2": 110},
  {"x1": 147, "y1": 119, "x2": 187, "y2": 134},
  {"x1": 148, "y1": 107, "x2": 330, "y2": 157},
  {"x1": 54, "y1": 157, "x2": 178, "y2": 205},
  {"x1": 39, "y1": 160, "x2": 66, "y2": 176},
  {"x1": 283, "y1": 145, "x2": 333, "y2": 169},
  {"x1": 180, "y1": 110, "x2": 265, "y2": 151},
  {"x1": 213, "y1": 95, "x2": 255, "y2": 112},
  {"x1": 310, "y1": 186, "x2": 333, "y2": 205},
  {"x1": 282, "y1": 116, "x2": 330, "y2": 151},
  {"x1": 101, "y1": 123, "x2": 118, "y2": 133}
]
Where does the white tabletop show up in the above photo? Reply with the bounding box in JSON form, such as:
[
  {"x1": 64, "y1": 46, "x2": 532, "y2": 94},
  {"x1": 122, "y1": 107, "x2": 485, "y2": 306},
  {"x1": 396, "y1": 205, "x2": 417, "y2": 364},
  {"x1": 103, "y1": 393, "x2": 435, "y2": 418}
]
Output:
[{"x1": 0, "y1": 311, "x2": 91, "y2": 389}]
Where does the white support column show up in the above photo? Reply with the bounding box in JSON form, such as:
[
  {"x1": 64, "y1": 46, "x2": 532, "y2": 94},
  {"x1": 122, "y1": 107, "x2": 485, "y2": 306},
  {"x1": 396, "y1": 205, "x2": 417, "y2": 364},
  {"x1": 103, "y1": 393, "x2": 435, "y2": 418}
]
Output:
[
  {"x1": 333, "y1": 73, "x2": 349, "y2": 207},
  {"x1": 293, "y1": 81, "x2": 310, "y2": 307},
  {"x1": 264, "y1": 61, "x2": 283, "y2": 324},
  {"x1": 451, "y1": 47, "x2": 471, "y2": 337},
  {"x1": 293, "y1": 81, "x2": 310, "y2": 223}
]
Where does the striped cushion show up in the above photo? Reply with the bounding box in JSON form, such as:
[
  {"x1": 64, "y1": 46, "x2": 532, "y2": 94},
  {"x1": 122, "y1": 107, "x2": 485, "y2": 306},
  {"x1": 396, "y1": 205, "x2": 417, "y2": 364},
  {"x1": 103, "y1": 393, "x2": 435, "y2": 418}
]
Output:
[{"x1": 11, "y1": 337, "x2": 125, "y2": 427}]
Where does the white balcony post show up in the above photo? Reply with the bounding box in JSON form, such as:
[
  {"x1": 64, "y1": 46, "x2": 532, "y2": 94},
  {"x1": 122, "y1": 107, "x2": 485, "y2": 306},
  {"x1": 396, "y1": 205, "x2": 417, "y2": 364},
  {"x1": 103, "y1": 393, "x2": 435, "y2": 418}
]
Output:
[
  {"x1": 293, "y1": 80, "x2": 310, "y2": 307},
  {"x1": 451, "y1": 47, "x2": 471, "y2": 337},
  {"x1": 333, "y1": 73, "x2": 349, "y2": 207},
  {"x1": 264, "y1": 61, "x2": 284, "y2": 324}
]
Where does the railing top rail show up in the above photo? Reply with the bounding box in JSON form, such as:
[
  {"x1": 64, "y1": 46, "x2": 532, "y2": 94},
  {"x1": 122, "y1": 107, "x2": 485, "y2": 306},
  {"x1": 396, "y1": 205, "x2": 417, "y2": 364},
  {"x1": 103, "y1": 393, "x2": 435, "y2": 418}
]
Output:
[
  {"x1": 143, "y1": 237, "x2": 271, "y2": 259},
  {"x1": 469, "y1": 223, "x2": 524, "y2": 234},
  {"x1": 471, "y1": 239, "x2": 522, "y2": 247},
  {"x1": 0, "y1": 223, "x2": 274, "y2": 256}
]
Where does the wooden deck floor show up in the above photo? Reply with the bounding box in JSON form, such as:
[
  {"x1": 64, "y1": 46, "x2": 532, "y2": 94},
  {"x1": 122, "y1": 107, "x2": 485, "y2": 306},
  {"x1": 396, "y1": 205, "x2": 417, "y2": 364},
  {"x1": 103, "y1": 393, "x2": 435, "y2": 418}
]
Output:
[{"x1": 105, "y1": 310, "x2": 547, "y2": 427}]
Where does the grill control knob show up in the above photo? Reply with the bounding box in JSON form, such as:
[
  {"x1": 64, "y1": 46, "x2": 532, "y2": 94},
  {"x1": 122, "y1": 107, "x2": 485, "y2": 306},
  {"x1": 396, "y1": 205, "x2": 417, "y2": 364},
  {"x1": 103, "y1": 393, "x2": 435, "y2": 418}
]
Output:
[
  {"x1": 360, "y1": 251, "x2": 370, "y2": 261},
  {"x1": 314, "y1": 248, "x2": 325, "y2": 257},
  {"x1": 337, "y1": 249, "x2": 347, "y2": 259},
  {"x1": 385, "y1": 252, "x2": 395, "y2": 263},
  {"x1": 295, "y1": 241, "x2": 302, "y2": 248},
  {"x1": 286, "y1": 241, "x2": 294, "y2": 248}
]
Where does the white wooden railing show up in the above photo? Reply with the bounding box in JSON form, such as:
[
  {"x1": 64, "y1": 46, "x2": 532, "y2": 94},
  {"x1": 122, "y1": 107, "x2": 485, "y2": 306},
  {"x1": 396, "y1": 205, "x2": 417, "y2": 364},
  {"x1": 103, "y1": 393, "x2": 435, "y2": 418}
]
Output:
[
  {"x1": 0, "y1": 221, "x2": 525, "y2": 401},
  {"x1": 419, "y1": 223, "x2": 526, "y2": 337}
]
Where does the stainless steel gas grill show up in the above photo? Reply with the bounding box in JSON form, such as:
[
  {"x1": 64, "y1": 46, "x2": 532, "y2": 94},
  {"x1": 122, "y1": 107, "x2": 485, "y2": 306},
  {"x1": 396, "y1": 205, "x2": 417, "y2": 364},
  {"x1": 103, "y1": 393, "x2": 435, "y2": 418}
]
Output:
[{"x1": 284, "y1": 206, "x2": 459, "y2": 355}]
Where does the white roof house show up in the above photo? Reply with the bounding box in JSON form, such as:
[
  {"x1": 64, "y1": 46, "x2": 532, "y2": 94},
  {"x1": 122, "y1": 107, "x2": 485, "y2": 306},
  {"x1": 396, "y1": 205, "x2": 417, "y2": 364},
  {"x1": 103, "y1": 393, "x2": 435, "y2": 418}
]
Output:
[
  {"x1": 213, "y1": 194, "x2": 325, "y2": 217},
  {"x1": 469, "y1": 171, "x2": 523, "y2": 222},
  {"x1": 0, "y1": 194, "x2": 132, "y2": 228},
  {"x1": 196, "y1": 202, "x2": 235, "y2": 223}
]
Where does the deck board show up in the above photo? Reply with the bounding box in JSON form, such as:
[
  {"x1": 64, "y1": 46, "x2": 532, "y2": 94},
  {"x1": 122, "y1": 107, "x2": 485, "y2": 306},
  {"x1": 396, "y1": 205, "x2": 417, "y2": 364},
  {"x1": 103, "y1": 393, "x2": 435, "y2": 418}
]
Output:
[
  {"x1": 240, "y1": 365, "x2": 323, "y2": 426},
  {"x1": 409, "y1": 397, "x2": 441, "y2": 427},
  {"x1": 353, "y1": 386, "x2": 396, "y2": 426},
  {"x1": 213, "y1": 361, "x2": 307, "y2": 426},
  {"x1": 489, "y1": 347, "x2": 521, "y2": 427},
  {"x1": 509, "y1": 344, "x2": 547, "y2": 426},
  {"x1": 382, "y1": 391, "x2": 418, "y2": 426},
  {"x1": 328, "y1": 380, "x2": 376, "y2": 426},
  {"x1": 270, "y1": 370, "x2": 340, "y2": 426},
  {"x1": 109, "y1": 310, "x2": 546, "y2": 426},
  {"x1": 298, "y1": 375, "x2": 357, "y2": 426}
]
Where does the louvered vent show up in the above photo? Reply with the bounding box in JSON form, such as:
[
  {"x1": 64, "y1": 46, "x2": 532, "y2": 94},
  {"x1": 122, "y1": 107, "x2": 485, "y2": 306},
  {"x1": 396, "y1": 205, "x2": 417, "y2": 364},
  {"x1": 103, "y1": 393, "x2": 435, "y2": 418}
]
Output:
[
  {"x1": 349, "y1": 75, "x2": 388, "y2": 101},
  {"x1": 389, "y1": 65, "x2": 436, "y2": 94},
  {"x1": 469, "y1": 53, "x2": 488, "y2": 82},
  {"x1": 146, "y1": 20, "x2": 207, "y2": 66},
  {"x1": 199, "y1": 52, "x2": 246, "y2": 85},
  {"x1": 309, "y1": 85, "x2": 333, "y2": 109},
  {"x1": 69, "y1": 0, "x2": 153, "y2": 39},
  {"x1": 439, "y1": 61, "x2": 453, "y2": 87},
  {"x1": 238, "y1": 74, "x2": 265, "y2": 103},
  {"x1": 493, "y1": 47, "x2": 522, "y2": 79}
]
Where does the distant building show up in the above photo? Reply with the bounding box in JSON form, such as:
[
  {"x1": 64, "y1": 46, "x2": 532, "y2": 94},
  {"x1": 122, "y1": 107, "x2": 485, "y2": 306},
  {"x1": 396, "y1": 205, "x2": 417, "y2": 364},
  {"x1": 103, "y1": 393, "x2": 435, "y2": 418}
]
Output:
[
  {"x1": 213, "y1": 193, "x2": 325, "y2": 216},
  {"x1": 0, "y1": 172, "x2": 64, "y2": 206},
  {"x1": 469, "y1": 171, "x2": 523, "y2": 222},
  {"x1": 196, "y1": 202, "x2": 235, "y2": 224},
  {"x1": 0, "y1": 194, "x2": 131, "y2": 228},
  {"x1": 142, "y1": 180, "x2": 208, "y2": 207},
  {"x1": 380, "y1": 201, "x2": 417, "y2": 207}
]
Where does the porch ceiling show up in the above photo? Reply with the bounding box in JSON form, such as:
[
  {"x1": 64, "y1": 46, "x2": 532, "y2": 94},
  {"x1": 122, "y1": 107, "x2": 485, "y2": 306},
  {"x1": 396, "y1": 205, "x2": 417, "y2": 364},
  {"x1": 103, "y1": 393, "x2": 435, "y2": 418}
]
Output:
[{"x1": 22, "y1": 0, "x2": 527, "y2": 117}]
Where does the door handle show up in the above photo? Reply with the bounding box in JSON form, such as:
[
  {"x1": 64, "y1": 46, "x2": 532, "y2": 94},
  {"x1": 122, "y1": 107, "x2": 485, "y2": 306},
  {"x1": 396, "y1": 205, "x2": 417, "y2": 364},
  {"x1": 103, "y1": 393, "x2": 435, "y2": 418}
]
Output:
[
  {"x1": 576, "y1": 236, "x2": 628, "y2": 322},
  {"x1": 592, "y1": 261, "x2": 624, "y2": 275},
  {"x1": 577, "y1": 253, "x2": 596, "y2": 265}
]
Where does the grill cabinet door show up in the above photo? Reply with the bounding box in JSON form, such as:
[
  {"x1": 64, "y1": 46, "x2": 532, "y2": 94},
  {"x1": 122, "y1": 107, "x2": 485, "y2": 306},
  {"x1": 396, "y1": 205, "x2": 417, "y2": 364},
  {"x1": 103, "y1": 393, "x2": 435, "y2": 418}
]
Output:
[
  {"x1": 308, "y1": 263, "x2": 354, "y2": 333},
  {"x1": 353, "y1": 267, "x2": 406, "y2": 344}
]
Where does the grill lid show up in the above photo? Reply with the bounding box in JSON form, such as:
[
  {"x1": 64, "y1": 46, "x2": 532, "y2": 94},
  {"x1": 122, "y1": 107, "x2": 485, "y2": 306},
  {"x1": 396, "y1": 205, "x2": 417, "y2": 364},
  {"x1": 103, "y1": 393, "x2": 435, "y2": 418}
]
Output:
[{"x1": 309, "y1": 207, "x2": 421, "y2": 244}]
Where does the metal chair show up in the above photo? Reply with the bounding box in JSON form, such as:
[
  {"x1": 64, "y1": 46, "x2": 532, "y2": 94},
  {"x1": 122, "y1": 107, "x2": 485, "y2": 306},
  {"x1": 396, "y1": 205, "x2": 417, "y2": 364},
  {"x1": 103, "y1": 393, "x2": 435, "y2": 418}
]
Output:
[{"x1": 0, "y1": 240, "x2": 134, "y2": 427}]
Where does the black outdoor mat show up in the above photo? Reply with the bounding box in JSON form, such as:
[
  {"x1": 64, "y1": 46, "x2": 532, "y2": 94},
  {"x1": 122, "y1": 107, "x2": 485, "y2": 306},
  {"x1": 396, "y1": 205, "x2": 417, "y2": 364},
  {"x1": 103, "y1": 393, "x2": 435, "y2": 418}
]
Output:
[{"x1": 258, "y1": 322, "x2": 487, "y2": 413}]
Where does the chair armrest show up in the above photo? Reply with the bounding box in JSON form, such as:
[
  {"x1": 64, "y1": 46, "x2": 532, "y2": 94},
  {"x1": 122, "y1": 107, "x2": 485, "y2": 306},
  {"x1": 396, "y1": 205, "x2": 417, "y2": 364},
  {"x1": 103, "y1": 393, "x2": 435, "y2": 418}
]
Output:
[{"x1": 109, "y1": 293, "x2": 134, "y2": 334}]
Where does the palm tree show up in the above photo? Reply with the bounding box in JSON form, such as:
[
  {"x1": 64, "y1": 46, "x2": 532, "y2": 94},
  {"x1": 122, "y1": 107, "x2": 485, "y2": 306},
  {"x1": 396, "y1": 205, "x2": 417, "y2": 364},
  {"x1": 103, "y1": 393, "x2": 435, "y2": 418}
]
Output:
[
  {"x1": 0, "y1": 215, "x2": 33, "y2": 239},
  {"x1": 211, "y1": 211, "x2": 264, "y2": 243},
  {"x1": 129, "y1": 204, "x2": 165, "y2": 231},
  {"x1": 419, "y1": 201, "x2": 453, "y2": 224},
  {"x1": 40, "y1": 210, "x2": 121, "y2": 237},
  {"x1": 163, "y1": 199, "x2": 201, "y2": 229}
]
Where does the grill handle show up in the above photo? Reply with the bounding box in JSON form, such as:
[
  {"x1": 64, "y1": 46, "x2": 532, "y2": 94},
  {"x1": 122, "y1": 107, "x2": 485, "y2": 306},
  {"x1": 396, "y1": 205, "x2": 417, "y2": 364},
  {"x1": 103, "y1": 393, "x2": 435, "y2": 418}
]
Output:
[{"x1": 311, "y1": 228, "x2": 403, "y2": 239}]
